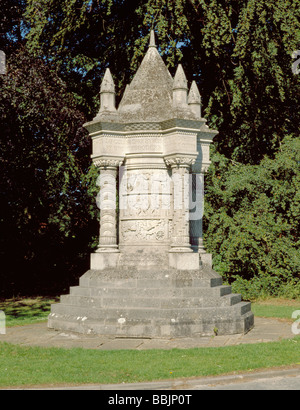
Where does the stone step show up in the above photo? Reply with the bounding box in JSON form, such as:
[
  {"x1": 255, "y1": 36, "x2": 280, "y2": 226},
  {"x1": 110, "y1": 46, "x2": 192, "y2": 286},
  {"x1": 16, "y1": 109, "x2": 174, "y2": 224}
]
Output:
[
  {"x1": 69, "y1": 284, "x2": 232, "y2": 299},
  {"x1": 237, "y1": 301, "x2": 252, "y2": 315},
  {"x1": 61, "y1": 295, "x2": 241, "y2": 309},
  {"x1": 49, "y1": 268, "x2": 254, "y2": 338},
  {"x1": 79, "y1": 273, "x2": 223, "y2": 290},
  {"x1": 48, "y1": 309, "x2": 254, "y2": 338},
  {"x1": 219, "y1": 293, "x2": 242, "y2": 307},
  {"x1": 61, "y1": 291, "x2": 241, "y2": 310},
  {"x1": 51, "y1": 300, "x2": 250, "y2": 322}
]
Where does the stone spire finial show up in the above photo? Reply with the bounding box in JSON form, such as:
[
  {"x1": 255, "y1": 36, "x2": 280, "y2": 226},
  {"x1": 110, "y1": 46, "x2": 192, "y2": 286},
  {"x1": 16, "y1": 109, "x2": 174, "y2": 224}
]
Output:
[
  {"x1": 188, "y1": 81, "x2": 202, "y2": 119},
  {"x1": 99, "y1": 68, "x2": 116, "y2": 114},
  {"x1": 149, "y1": 30, "x2": 157, "y2": 48},
  {"x1": 100, "y1": 68, "x2": 115, "y2": 94},
  {"x1": 173, "y1": 64, "x2": 188, "y2": 90},
  {"x1": 173, "y1": 64, "x2": 188, "y2": 107}
]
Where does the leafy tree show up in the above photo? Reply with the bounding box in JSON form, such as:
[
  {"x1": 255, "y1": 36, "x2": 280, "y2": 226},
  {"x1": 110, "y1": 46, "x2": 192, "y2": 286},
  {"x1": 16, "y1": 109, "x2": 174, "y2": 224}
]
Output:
[
  {"x1": 24, "y1": 0, "x2": 300, "y2": 163},
  {"x1": 24, "y1": 0, "x2": 145, "y2": 116},
  {"x1": 0, "y1": 48, "x2": 99, "y2": 296},
  {"x1": 204, "y1": 136, "x2": 300, "y2": 299},
  {"x1": 0, "y1": 0, "x2": 27, "y2": 55}
]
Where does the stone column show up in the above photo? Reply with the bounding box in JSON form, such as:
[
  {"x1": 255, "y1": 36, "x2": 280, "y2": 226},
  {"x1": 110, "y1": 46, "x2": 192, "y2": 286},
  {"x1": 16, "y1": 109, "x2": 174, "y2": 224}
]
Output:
[
  {"x1": 190, "y1": 160, "x2": 212, "y2": 266},
  {"x1": 190, "y1": 171, "x2": 204, "y2": 252},
  {"x1": 94, "y1": 158, "x2": 122, "y2": 253},
  {"x1": 165, "y1": 156, "x2": 196, "y2": 253}
]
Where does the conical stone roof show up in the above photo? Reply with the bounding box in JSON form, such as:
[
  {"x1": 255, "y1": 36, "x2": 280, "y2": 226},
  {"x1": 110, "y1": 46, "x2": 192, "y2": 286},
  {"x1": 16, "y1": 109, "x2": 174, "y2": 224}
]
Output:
[{"x1": 118, "y1": 33, "x2": 174, "y2": 123}]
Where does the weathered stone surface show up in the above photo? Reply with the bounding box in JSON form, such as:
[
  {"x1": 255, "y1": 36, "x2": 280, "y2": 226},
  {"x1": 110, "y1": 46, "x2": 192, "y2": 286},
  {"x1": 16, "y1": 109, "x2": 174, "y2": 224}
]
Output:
[
  {"x1": 49, "y1": 267, "x2": 254, "y2": 337},
  {"x1": 169, "y1": 252, "x2": 200, "y2": 270},
  {"x1": 118, "y1": 39, "x2": 174, "y2": 123}
]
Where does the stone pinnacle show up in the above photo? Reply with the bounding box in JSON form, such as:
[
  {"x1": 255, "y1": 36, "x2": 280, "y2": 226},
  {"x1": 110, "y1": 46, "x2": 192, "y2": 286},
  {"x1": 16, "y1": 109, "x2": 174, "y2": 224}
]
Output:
[
  {"x1": 100, "y1": 68, "x2": 115, "y2": 94},
  {"x1": 173, "y1": 64, "x2": 188, "y2": 90},
  {"x1": 149, "y1": 30, "x2": 157, "y2": 48},
  {"x1": 188, "y1": 81, "x2": 201, "y2": 104}
]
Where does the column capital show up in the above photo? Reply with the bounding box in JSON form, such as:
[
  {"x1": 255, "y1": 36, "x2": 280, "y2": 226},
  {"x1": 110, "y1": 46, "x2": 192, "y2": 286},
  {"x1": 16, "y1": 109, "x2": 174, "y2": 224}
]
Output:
[
  {"x1": 164, "y1": 155, "x2": 196, "y2": 169},
  {"x1": 92, "y1": 156, "x2": 124, "y2": 169}
]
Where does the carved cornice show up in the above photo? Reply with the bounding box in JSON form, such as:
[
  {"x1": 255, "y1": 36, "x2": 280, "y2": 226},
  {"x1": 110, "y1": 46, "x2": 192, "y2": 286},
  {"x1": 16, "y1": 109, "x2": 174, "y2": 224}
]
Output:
[
  {"x1": 93, "y1": 157, "x2": 124, "y2": 169},
  {"x1": 164, "y1": 155, "x2": 196, "y2": 168}
]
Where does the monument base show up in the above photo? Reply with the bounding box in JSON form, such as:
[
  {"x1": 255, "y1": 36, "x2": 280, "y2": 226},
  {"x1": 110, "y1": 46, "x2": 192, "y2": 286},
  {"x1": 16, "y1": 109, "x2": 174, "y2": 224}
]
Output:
[
  {"x1": 91, "y1": 250, "x2": 208, "y2": 271},
  {"x1": 48, "y1": 266, "x2": 254, "y2": 338},
  {"x1": 91, "y1": 251, "x2": 120, "y2": 270},
  {"x1": 169, "y1": 252, "x2": 200, "y2": 270}
]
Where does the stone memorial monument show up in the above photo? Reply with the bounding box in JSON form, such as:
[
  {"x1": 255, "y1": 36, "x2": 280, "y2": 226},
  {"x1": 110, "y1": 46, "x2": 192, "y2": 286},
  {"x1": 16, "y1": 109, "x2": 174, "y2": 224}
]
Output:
[{"x1": 48, "y1": 31, "x2": 254, "y2": 337}]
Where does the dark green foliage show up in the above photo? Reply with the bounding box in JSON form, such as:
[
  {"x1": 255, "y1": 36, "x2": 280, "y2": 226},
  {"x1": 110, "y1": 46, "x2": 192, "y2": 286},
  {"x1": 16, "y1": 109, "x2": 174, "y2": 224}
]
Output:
[
  {"x1": 24, "y1": 0, "x2": 146, "y2": 117},
  {"x1": 0, "y1": 0, "x2": 27, "y2": 55},
  {"x1": 0, "y1": 49, "x2": 99, "y2": 296},
  {"x1": 204, "y1": 137, "x2": 300, "y2": 299}
]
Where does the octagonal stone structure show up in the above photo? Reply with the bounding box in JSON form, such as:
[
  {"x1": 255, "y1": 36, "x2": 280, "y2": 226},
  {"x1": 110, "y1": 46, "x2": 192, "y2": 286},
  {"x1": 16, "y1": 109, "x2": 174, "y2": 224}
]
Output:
[{"x1": 48, "y1": 31, "x2": 254, "y2": 338}]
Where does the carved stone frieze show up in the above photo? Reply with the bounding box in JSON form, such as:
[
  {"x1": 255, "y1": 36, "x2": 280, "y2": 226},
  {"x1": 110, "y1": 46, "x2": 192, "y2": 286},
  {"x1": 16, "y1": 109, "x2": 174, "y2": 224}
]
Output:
[
  {"x1": 164, "y1": 156, "x2": 196, "y2": 168},
  {"x1": 121, "y1": 219, "x2": 169, "y2": 243},
  {"x1": 93, "y1": 157, "x2": 124, "y2": 168}
]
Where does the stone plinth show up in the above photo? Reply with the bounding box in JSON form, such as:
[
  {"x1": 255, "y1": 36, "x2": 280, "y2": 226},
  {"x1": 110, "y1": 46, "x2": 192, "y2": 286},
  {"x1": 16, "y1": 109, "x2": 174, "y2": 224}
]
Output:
[{"x1": 49, "y1": 268, "x2": 254, "y2": 338}]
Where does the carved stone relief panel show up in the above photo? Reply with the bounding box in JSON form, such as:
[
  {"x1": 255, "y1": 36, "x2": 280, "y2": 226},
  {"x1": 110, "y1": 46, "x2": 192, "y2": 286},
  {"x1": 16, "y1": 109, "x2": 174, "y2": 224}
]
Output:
[
  {"x1": 119, "y1": 168, "x2": 172, "y2": 220},
  {"x1": 121, "y1": 219, "x2": 169, "y2": 243}
]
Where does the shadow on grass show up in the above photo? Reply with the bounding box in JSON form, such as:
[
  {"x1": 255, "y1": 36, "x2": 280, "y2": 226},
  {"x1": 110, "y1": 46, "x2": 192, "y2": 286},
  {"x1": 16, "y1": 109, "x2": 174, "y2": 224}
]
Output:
[{"x1": 0, "y1": 297, "x2": 59, "y2": 327}]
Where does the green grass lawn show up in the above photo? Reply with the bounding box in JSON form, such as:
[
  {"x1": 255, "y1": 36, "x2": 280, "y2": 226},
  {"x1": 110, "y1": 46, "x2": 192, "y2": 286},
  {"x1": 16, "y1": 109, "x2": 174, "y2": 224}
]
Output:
[
  {"x1": 251, "y1": 299, "x2": 300, "y2": 321},
  {"x1": 0, "y1": 337, "x2": 299, "y2": 388},
  {"x1": 0, "y1": 296, "x2": 299, "y2": 388}
]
